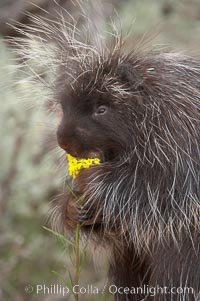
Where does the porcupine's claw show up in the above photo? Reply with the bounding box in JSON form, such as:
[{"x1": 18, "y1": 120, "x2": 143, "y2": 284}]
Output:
[{"x1": 77, "y1": 206, "x2": 99, "y2": 225}]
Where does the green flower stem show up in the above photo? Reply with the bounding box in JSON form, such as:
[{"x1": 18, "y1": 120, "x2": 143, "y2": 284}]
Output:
[{"x1": 74, "y1": 223, "x2": 81, "y2": 301}]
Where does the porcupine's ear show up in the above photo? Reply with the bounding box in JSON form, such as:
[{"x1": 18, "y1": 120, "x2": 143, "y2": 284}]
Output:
[{"x1": 116, "y1": 63, "x2": 144, "y2": 91}]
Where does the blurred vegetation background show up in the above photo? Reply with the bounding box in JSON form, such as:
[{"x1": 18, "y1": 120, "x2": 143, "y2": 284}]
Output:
[{"x1": 0, "y1": 0, "x2": 200, "y2": 300}]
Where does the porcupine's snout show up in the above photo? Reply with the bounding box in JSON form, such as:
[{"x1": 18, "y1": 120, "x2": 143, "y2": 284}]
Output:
[
  {"x1": 56, "y1": 117, "x2": 74, "y2": 150},
  {"x1": 56, "y1": 117, "x2": 94, "y2": 158},
  {"x1": 57, "y1": 123, "x2": 80, "y2": 158}
]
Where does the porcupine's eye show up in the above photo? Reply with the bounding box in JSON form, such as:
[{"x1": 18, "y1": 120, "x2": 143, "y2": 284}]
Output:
[{"x1": 93, "y1": 105, "x2": 108, "y2": 116}]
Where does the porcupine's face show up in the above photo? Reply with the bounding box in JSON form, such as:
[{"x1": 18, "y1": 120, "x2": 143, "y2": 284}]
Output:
[{"x1": 56, "y1": 67, "x2": 134, "y2": 164}]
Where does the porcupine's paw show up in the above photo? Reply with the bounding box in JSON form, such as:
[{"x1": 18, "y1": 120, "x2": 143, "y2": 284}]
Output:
[
  {"x1": 60, "y1": 191, "x2": 102, "y2": 231},
  {"x1": 59, "y1": 191, "x2": 80, "y2": 231}
]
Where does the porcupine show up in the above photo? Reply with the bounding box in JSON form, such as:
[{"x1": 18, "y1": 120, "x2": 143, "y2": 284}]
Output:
[
  {"x1": 57, "y1": 40, "x2": 200, "y2": 300},
  {"x1": 12, "y1": 7, "x2": 200, "y2": 301}
]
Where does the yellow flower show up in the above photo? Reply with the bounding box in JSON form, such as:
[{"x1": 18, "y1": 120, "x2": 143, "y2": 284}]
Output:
[{"x1": 67, "y1": 154, "x2": 101, "y2": 179}]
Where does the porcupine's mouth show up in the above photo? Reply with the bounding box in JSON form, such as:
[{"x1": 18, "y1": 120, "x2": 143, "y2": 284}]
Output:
[
  {"x1": 81, "y1": 148, "x2": 116, "y2": 163},
  {"x1": 67, "y1": 149, "x2": 116, "y2": 181}
]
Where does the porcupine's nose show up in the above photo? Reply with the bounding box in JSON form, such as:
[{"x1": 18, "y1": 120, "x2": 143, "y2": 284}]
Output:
[
  {"x1": 57, "y1": 121, "x2": 75, "y2": 149},
  {"x1": 56, "y1": 122, "x2": 86, "y2": 157}
]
